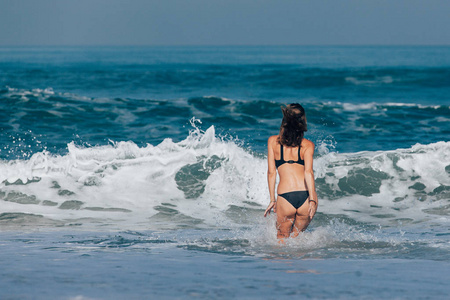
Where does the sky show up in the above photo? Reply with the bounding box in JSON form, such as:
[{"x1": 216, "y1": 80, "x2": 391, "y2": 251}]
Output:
[{"x1": 1, "y1": 0, "x2": 450, "y2": 46}]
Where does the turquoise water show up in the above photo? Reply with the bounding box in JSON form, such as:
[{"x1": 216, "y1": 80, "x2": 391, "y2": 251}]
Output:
[{"x1": 0, "y1": 46, "x2": 449, "y2": 299}]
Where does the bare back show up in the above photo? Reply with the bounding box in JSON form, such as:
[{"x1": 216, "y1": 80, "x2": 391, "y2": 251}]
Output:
[{"x1": 268, "y1": 136, "x2": 314, "y2": 194}]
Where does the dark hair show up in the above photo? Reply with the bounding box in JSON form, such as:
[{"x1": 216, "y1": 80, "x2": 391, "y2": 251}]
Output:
[{"x1": 278, "y1": 103, "x2": 307, "y2": 147}]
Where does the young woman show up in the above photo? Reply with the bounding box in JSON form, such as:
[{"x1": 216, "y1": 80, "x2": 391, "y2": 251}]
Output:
[{"x1": 264, "y1": 103, "x2": 318, "y2": 239}]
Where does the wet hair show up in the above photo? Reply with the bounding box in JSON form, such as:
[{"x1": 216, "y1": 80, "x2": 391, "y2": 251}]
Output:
[{"x1": 278, "y1": 103, "x2": 307, "y2": 147}]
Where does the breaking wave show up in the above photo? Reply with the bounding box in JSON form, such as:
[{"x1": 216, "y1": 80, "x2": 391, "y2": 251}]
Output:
[{"x1": 1, "y1": 121, "x2": 449, "y2": 230}]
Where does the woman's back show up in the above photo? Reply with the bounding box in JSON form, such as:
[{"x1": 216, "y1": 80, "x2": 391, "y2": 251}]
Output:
[{"x1": 270, "y1": 137, "x2": 312, "y2": 194}]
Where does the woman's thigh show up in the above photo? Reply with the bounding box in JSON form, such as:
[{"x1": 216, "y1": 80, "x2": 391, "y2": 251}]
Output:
[
  {"x1": 276, "y1": 196, "x2": 297, "y2": 223},
  {"x1": 292, "y1": 199, "x2": 311, "y2": 233}
]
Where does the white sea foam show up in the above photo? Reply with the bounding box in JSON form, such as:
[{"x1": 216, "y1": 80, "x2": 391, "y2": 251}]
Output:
[
  {"x1": 338, "y1": 101, "x2": 447, "y2": 111},
  {"x1": 0, "y1": 122, "x2": 449, "y2": 229},
  {"x1": 0, "y1": 123, "x2": 267, "y2": 228},
  {"x1": 314, "y1": 141, "x2": 450, "y2": 226},
  {"x1": 345, "y1": 76, "x2": 394, "y2": 86}
]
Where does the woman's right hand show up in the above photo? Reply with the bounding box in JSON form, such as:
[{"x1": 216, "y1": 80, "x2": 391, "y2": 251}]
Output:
[{"x1": 264, "y1": 201, "x2": 277, "y2": 217}]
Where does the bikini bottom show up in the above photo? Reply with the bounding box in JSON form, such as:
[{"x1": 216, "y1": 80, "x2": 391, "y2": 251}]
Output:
[{"x1": 278, "y1": 190, "x2": 309, "y2": 209}]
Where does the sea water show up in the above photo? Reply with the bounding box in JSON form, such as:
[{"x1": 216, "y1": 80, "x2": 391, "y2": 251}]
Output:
[{"x1": 0, "y1": 46, "x2": 449, "y2": 299}]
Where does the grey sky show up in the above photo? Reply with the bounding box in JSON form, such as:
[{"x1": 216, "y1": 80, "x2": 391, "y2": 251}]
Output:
[{"x1": 1, "y1": 0, "x2": 450, "y2": 46}]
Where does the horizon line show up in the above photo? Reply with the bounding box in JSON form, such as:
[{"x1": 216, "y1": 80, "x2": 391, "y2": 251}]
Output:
[{"x1": 1, "y1": 44, "x2": 450, "y2": 48}]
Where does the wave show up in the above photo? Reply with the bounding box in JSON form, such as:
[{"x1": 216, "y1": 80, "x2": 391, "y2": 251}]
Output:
[
  {"x1": 0, "y1": 122, "x2": 265, "y2": 229},
  {"x1": 3, "y1": 63, "x2": 450, "y2": 91},
  {"x1": 1, "y1": 87, "x2": 448, "y2": 156},
  {"x1": 1, "y1": 120, "x2": 449, "y2": 230},
  {"x1": 3, "y1": 86, "x2": 448, "y2": 117},
  {"x1": 315, "y1": 141, "x2": 450, "y2": 225}
]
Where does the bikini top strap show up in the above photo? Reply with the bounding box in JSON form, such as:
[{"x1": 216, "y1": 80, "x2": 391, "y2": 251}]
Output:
[
  {"x1": 298, "y1": 146, "x2": 301, "y2": 161},
  {"x1": 280, "y1": 143, "x2": 284, "y2": 161}
]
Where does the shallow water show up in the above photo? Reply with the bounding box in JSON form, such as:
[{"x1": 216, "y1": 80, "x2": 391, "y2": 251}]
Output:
[{"x1": 1, "y1": 229, "x2": 449, "y2": 299}]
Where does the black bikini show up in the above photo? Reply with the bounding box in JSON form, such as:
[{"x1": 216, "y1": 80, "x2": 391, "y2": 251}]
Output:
[
  {"x1": 278, "y1": 191, "x2": 310, "y2": 209},
  {"x1": 275, "y1": 144, "x2": 304, "y2": 168},
  {"x1": 275, "y1": 144, "x2": 309, "y2": 209}
]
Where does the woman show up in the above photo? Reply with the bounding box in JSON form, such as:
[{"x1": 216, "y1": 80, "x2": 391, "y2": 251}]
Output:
[{"x1": 264, "y1": 103, "x2": 318, "y2": 239}]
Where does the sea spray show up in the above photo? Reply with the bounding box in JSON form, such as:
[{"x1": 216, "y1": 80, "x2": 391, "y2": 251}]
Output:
[{"x1": 1, "y1": 119, "x2": 448, "y2": 230}]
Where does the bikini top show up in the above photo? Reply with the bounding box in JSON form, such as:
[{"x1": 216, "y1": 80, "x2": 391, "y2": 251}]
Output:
[{"x1": 275, "y1": 144, "x2": 304, "y2": 168}]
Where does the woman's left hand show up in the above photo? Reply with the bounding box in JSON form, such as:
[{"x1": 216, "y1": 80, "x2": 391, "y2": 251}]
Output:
[
  {"x1": 308, "y1": 201, "x2": 317, "y2": 219},
  {"x1": 264, "y1": 201, "x2": 277, "y2": 217}
]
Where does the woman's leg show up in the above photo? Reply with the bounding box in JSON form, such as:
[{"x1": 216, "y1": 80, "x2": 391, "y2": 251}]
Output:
[{"x1": 275, "y1": 196, "x2": 297, "y2": 239}]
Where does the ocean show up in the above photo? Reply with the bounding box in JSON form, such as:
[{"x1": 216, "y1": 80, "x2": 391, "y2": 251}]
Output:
[{"x1": 0, "y1": 46, "x2": 449, "y2": 299}]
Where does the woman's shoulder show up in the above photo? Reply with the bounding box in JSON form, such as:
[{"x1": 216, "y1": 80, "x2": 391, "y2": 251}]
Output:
[
  {"x1": 268, "y1": 135, "x2": 279, "y2": 145},
  {"x1": 302, "y1": 138, "x2": 315, "y2": 149}
]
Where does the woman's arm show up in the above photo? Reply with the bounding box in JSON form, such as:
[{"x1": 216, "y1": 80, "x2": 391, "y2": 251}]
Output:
[
  {"x1": 264, "y1": 136, "x2": 277, "y2": 217},
  {"x1": 303, "y1": 141, "x2": 318, "y2": 219}
]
